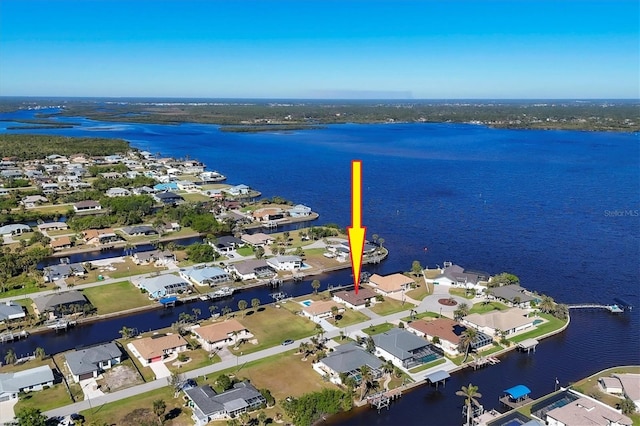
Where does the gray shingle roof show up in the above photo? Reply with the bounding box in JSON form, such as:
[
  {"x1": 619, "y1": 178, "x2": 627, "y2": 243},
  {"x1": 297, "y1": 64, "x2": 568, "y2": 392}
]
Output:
[
  {"x1": 33, "y1": 290, "x2": 88, "y2": 312},
  {"x1": 372, "y1": 328, "x2": 429, "y2": 361},
  {"x1": 322, "y1": 342, "x2": 383, "y2": 374},
  {"x1": 65, "y1": 343, "x2": 121, "y2": 376},
  {"x1": 0, "y1": 302, "x2": 26, "y2": 321},
  {"x1": 489, "y1": 285, "x2": 535, "y2": 303},
  {"x1": 185, "y1": 381, "x2": 265, "y2": 417}
]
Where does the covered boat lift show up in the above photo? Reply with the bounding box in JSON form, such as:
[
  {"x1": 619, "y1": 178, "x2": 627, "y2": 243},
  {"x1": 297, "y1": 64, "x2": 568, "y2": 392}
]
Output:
[{"x1": 425, "y1": 369, "x2": 450, "y2": 389}]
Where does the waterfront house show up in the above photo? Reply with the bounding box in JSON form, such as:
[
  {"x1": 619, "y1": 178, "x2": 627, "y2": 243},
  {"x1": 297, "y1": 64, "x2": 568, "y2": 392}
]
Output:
[
  {"x1": 0, "y1": 224, "x2": 31, "y2": 236},
  {"x1": 51, "y1": 236, "x2": 73, "y2": 251},
  {"x1": 64, "y1": 342, "x2": 122, "y2": 382},
  {"x1": 185, "y1": 381, "x2": 267, "y2": 425},
  {"x1": 73, "y1": 200, "x2": 101, "y2": 213},
  {"x1": 425, "y1": 262, "x2": 490, "y2": 293},
  {"x1": 288, "y1": 204, "x2": 312, "y2": 217},
  {"x1": 488, "y1": 284, "x2": 535, "y2": 308},
  {"x1": 252, "y1": 207, "x2": 285, "y2": 223},
  {"x1": 135, "y1": 274, "x2": 190, "y2": 299},
  {"x1": 0, "y1": 365, "x2": 55, "y2": 402},
  {"x1": 226, "y1": 259, "x2": 276, "y2": 281},
  {"x1": 266, "y1": 255, "x2": 303, "y2": 271},
  {"x1": 372, "y1": 328, "x2": 440, "y2": 369},
  {"x1": 611, "y1": 374, "x2": 640, "y2": 411},
  {"x1": 223, "y1": 184, "x2": 251, "y2": 197},
  {"x1": 37, "y1": 222, "x2": 68, "y2": 232},
  {"x1": 132, "y1": 250, "x2": 175, "y2": 266},
  {"x1": 332, "y1": 287, "x2": 377, "y2": 310},
  {"x1": 179, "y1": 266, "x2": 230, "y2": 287},
  {"x1": 105, "y1": 187, "x2": 131, "y2": 197},
  {"x1": 191, "y1": 319, "x2": 252, "y2": 352},
  {"x1": 545, "y1": 396, "x2": 632, "y2": 426},
  {"x1": 176, "y1": 180, "x2": 197, "y2": 191},
  {"x1": 240, "y1": 233, "x2": 274, "y2": 247},
  {"x1": 461, "y1": 308, "x2": 535, "y2": 337},
  {"x1": 128, "y1": 334, "x2": 188, "y2": 365},
  {"x1": 406, "y1": 318, "x2": 493, "y2": 356},
  {"x1": 83, "y1": 228, "x2": 120, "y2": 245},
  {"x1": 314, "y1": 342, "x2": 383, "y2": 385},
  {"x1": 153, "y1": 191, "x2": 184, "y2": 205},
  {"x1": 153, "y1": 182, "x2": 179, "y2": 192},
  {"x1": 43, "y1": 262, "x2": 86, "y2": 282},
  {"x1": 368, "y1": 273, "x2": 414, "y2": 295},
  {"x1": 0, "y1": 301, "x2": 26, "y2": 322},
  {"x1": 301, "y1": 300, "x2": 344, "y2": 321},
  {"x1": 122, "y1": 225, "x2": 158, "y2": 237},
  {"x1": 209, "y1": 236, "x2": 243, "y2": 254},
  {"x1": 33, "y1": 290, "x2": 91, "y2": 319}
]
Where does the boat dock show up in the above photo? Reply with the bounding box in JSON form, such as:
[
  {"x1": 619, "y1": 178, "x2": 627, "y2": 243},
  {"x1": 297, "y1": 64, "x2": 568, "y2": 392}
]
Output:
[
  {"x1": 567, "y1": 303, "x2": 625, "y2": 313},
  {"x1": 0, "y1": 330, "x2": 29, "y2": 343},
  {"x1": 201, "y1": 287, "x2": 235, "y2": 300},
  {"x1": 45, "y1": 319, "x2": 76, "y2": 330},
  {"x1": 368, "y1": 388, "x2": 403, "y2": 411},
  {"x1": 469, "y1": 355, "x2": 500, "y2": 370}
]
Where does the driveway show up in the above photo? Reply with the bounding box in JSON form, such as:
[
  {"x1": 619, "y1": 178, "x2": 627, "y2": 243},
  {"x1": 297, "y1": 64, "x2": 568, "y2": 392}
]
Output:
[
  {"x1": 79, "y1": 378, "x2": 104, "y2": 400},
  {"x1": 149, "y1": 360, "x2": 171, "y2": 379},
  {"x1": 0, "y1": 399, "x2": 17, "y2": 425}
]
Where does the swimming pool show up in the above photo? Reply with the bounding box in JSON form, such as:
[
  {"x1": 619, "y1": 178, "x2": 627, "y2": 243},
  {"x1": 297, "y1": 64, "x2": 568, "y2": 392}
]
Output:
[{"x1": 300, "y1": 300, "x2": 313, "y2": 307}]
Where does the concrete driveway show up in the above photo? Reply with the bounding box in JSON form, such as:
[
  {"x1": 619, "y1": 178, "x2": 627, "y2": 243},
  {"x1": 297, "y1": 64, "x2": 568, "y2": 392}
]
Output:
[
  {"x1": 149, "y1": 360, "x2": 171, "y2": 379},
  {"x1": 0, "y1": 399, "x2": 18, "y2": 425},
  {"x1": 79, "y1": 378, "x2": 104, "y2": 400}
]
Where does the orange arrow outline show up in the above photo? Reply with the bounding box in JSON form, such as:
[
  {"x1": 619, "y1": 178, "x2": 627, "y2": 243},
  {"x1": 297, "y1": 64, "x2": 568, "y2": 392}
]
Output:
[{"x1": 347, "y1": 160, "x2": 366, "y2": 294}]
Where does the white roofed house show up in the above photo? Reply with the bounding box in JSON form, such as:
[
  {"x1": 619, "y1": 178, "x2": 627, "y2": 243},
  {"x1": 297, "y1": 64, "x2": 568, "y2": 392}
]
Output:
[
  {"x1": 223, "y1": 184, "x2": 251, "y2": 197},
  {"x1": 42, "y1": 262, "x2": 87, "y2": 282},
  {"x1": 135, "y1": 274, "x2": 190, "y2": 299},
  {"x1": 461, "y1": 307, "x2": 535, "y2": 337},
  {"x1": 0, "y1": 224, "x2": 31, "y2": 236},
  {"x1": 226, "y1": 259, "x2": 276, "y2": 281},
  {"x1": 266, "y1": 255, "x2": 303, "y2": 271},
  {"x1": 0, "y1": 365, "x2": 55, "y2": 401},
  {"x1": 105, "y1": 187, "x2": 131, "y2": 197},
  {"x1": 288, "y1": 204, "x2": 313, "y2": 217},
  {"x1": 301, "y1": 300, "x2": 345, "y2": 321},
  {"x1": 179, "y1": 266, "x2": 230, "y2": 287},
  {"x1": 20, "y1": 195, "x2": 48, "y2": 208},
  {"x1": 425, "y1": 263, "x2": 490, "y2": 294},
  {"x1": 546, "y1": 396, "x2": 632, "y2": 426},
  {"x1": 185, "y1": 381, "x2": 267, "y2": 425},
  {"x1": 0, "y1": 301, "x2": 26, "y2": 323},
  {"x1": 132, "y1": 250, "x2": 175, "y2": 266}
]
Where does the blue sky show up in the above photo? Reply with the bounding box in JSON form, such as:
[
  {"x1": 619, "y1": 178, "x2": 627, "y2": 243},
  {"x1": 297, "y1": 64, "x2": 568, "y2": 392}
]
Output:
[{"x1": 1, "y1": 0, "x2": 638, "y2": 99}]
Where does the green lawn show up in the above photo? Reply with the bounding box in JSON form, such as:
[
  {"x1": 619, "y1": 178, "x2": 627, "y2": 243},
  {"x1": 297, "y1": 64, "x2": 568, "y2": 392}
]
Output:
[
  {"x1": 401, "y1": 311, "x2": 440, "y2": 322},
  {"x1": 369, "y1": 298, "x2": 414, "y2": 316},
  {"x1": 236, "y1": 246, "x2": 254, "y2": 256},
  {"x1": 79, "y1": 386, "x2": 193, "y2": 426},
  {"x1": 181, "y1": 193, "x2": 211, "y2": 202},
  {"x1": 468, "y1": 301, "x2": 509, "y2": 315},
  {"x1": 166, "y1": 348, "x2": 221, "y2": 374},
  {"x1": 83, "y1": 281, "x2": 154, "y2": 314},
  {"x1": 361, "y1": 322, "x2": 395, "y2": 335},
  {"x1": 449, "y1": 287, "x2": 476, "y2": 299},
  {"x1": 408, "y1": 358, "x2": 446, "y2": 373},
  {"x1": 327, "y1": 308, "x2": 370, "y2": 327},
  {"x1": 228, "y1": 305, "x2": 318, "y2": 355},
  {"x1": 14, "y1": 384, "x2": 73, "y2": 412},
  {"x1": 509, "y1": 314, "x2": 567, "y2": 343},
  {"x1": 405, "y1": 282, "x2": 431, "y2": 301}
]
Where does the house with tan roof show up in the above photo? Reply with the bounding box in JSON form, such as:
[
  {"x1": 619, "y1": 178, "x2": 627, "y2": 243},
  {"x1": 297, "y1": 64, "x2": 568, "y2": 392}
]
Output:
[
  {"x1": 191, "y1": 319, "x2": 252, "y2": 352},
  {"x1": 461, "y1": 307, "x2": 535, "y2": 337},
  {"x1": 368, "y1": 273, "x2": 414, "y2": 295},
  {"x1": 240, "y1": 233, "x2": 274, "y2": 247},
  {"x1": 407, "y1": 318, "x2": 493, "y2": 356},
  {"x1": 83, "y1": 228, "x2": 119, "y2": 245},
  {"x1": 546, "y1": 396, "x2": 632, "y2": 426},
  {"x1": 252, "y1": 207, "x2": 285, "y2": 222},
  {"x1": 51, "y1": 236, "x2": 73, "y2": 251},
  {"x1": 301, "y1": 300, "x2": 344, "y2": 320},
  {"x1": 128, "y1": 334, "x2": 188, "y2": 365},
  {"x1": 332, "y1": 287, "x2": 377, "y2": 309}
]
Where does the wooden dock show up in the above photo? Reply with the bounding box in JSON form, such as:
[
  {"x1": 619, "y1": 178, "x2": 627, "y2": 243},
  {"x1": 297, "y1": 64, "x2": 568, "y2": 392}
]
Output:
[
  {"x1": 469, "y1": 356, "x2": 500, "y2": 370},
  {"x1": 0, "y1": 330, "x2": 28, "y2": 343},
  {"x1": 368, "y1": 389, "x2": 402, "y2": 412}
]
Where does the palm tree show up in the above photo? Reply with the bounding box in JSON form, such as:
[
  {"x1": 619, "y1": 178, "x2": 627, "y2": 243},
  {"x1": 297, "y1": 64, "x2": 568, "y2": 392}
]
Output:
[
  {"x1": 192, "y1": 308, "x2": 201, "y2": 321},
  {"x1": 459, "y1": 328, "x2": 477, "y2": 362},
  {"x1": 539, "y1": 295, "x2": 555, "y2": 314},
  {"x1": 359, "y1": 365, "x2": 374, "y2": 401},
  {"x1": 222, "y1": 306, "x2": 232, "y2": 318},
  {"x1": 152, "y1": 399, "x2": 166, "y2": 425},
  {"x1": 238, "y1": 300, "x2": 248, "y2": 317},
  {"x1": 34, "y1": 347, "x2": 46, "y2": 360},
  {"x1": 456, "y1": 383, "x2": 482, "y2": 426},
  {"x1": 4, "y1": 349, "x2": 17, "y2": 365},
  {"x1": 382, "y1": 360, "x2": 394, "y2": 379},
  {"x1": 331, "y1": 305, "x2": 339, "y2": 319},
  {"x1": 251, "y1": 298, "x2": 260, "y2": 311},
  {"x1": 311, "y1": 279, "x2": 321, "y2": 294},
  {"x1": 209, "y1": 305, "x2": 219, "y2": 318}
]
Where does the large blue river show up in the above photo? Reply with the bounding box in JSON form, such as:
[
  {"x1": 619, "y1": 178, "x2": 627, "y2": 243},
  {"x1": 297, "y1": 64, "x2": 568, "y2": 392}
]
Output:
[{"x1": 1, "y1": 109, "x2": 638, "y2": 425}]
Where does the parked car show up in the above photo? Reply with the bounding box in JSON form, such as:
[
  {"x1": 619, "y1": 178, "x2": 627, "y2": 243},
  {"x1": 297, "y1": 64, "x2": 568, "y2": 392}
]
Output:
[{"x1": 282, "y1": 339, "x2": 294, "y2": 346}]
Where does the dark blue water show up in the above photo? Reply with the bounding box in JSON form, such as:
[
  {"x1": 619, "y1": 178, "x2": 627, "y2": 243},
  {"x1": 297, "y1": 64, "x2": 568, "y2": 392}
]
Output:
[{"x1": 1, "y1": 111, "x2": 638, "y2": 424}]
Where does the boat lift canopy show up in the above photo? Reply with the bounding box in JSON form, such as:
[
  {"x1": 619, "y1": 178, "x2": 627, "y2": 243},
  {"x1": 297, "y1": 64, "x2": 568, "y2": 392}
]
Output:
[{"x1": 504, "y1": 385, "x2": 531, "y2": 400}]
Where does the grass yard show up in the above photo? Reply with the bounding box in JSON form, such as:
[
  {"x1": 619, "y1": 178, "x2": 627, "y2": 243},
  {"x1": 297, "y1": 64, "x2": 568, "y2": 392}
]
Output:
[
  {"x1": 167, "y1": 348, "x2": 221, "y2": 374},
  {"x1": 80, "y1": 386, "x2": 192, "y2": 426},
  {"x1": 235, "y1": 246, "x2": 254, "y2": 256},
  {"x1": 327, "y1": 308, "x2": 370, "y2": 327},
  {"x1": 106, "y1": 258, "x2": 168, "y2": 279},
  {"x1": 408, "y1": 358, "x2": 446, "y2": 373},
  {"x1": 405, "y1": 282, "x2": 431, "y2": 301},
  {"x1": 401, "y1": 311, "x2": 440, "y2": 322},
  {"x1": 509, "y1": 314, "x2": 568, "y2": 343},
  {"x1": 369, "y1": 297, "x2": 414, "y2": 316},
  {"x1": 362, "y1": 322, "x2": 395, "y2": 335},
  {"x1": 14, "y1": 383, "x2": 73, "y2": 412},
  {"x1": 229, "y1": 306, "x2": 318, "y2": 355},
  {"x1": 82, "y1": 281, "x2": 154, "y2": 314},
  {"x1": 449, "y1": 287, "x2": 476, "y2": 299},
  {"x1": 180, "y1": 193, "x2": 211, "y2": 202},
  {"x1": 468, "y1": 301, "x2": 509, "y2": 315}
]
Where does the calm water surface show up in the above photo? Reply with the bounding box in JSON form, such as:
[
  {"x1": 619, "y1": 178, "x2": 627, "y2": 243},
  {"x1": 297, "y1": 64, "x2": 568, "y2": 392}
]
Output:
[{"x1": 1, "y1": 111, "x2": 638, "y2": 424}]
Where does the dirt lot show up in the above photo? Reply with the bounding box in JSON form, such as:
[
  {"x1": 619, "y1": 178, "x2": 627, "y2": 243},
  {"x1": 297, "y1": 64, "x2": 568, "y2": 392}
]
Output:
[{"x1": 100, "y1": 363, "x2": 144, "y2": 392}]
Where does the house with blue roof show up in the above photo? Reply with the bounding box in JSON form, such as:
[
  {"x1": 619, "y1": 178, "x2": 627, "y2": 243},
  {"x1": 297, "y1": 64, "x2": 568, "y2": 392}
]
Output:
[
  {"x1": 153, "y1": 182, "x2": 179, "y2": 192},
  {"x1": 0, "y1": 365, "x2": 55, "y2": 401},
  {"x1": 179, "y1": 266, "x2": 230, "y2": 287}
]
